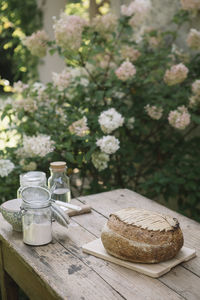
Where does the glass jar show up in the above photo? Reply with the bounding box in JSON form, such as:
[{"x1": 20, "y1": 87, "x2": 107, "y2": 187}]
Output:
[
  {"x1": 21, "y1": 186, "x2": 52, "y2": 246},
  {"x1": 17, "y1": 171, "x2": 47, "y2": 199},
  {"x1": 48, "y1": 161, "x2": 71, "y2": 203}
]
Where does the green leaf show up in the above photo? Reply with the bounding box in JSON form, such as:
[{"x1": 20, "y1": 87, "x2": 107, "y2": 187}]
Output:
[
  {"x1": 65, "y1": 152, "x2": 75, "y2": 163},
  {"x1": 191, "y1": 114, "x2": 200, "y2": 125}
]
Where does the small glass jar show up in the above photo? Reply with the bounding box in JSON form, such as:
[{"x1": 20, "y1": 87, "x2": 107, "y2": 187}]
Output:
[
  {"x1": 21, "y1": 186, "x2": 52, "y2": 246},
  {"x1": 48, "y1": 161, "x2": 71, "y2": 203},
  {"x1": 17, "y1": 171, "x2": 47, "y2": 199}
]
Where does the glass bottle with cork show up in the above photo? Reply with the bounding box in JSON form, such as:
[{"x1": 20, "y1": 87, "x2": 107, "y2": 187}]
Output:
[{"x1": 48, "y1": 161, "x2": 71, "y2": 203}]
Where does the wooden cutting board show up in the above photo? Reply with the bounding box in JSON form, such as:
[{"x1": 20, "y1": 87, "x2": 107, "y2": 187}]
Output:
[{"x1": 82, "y1": 238, "x2": 196, "y2": 278}]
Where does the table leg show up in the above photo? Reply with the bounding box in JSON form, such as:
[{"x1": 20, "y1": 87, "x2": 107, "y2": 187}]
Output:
[{"x1": 0, "y1": 242, "x2": 19, "y2": 300}]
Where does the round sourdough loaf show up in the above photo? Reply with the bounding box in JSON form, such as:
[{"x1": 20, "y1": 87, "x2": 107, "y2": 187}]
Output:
[{"x1": 101, "y1": 208, "x2": 184, "y2": 263}]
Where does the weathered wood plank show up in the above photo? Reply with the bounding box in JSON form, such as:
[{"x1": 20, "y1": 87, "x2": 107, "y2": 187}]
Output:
[
  {"x1": 159, "y1": 265, "x2": 200, "y2": 300},
  {"x1": 53, "y1": 210, "x2": 184, "y2": 300},
  {"x1": 0, "y1": 215, "x2": 124, "y2": 300},
  {"x1": 0, "y1": 189, "x2": 199, "y2": 300},
  {"x1": 74, "y1": 189, "x2": 200, "y2": 299},
  {"x1": 0, "y1": 242, "x2": 19, "y2": 300},
  {"x1": 77, "y1": 189, "x2": 200, "y2": 277}
]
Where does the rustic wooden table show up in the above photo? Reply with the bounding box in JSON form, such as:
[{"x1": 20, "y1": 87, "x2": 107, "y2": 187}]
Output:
[{"x1": 0, "y1": 189, "x2": 200, "y2": 300}]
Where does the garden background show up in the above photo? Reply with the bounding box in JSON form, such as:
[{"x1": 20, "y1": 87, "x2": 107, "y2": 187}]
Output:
[{"x1": 0, "y1": 0, "x2": 200, "y2": 224}]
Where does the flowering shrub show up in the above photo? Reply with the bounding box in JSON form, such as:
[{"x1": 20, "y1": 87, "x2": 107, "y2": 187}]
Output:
[{"x1": 1, "y1": 0, "x2": 200, "y2": 220}]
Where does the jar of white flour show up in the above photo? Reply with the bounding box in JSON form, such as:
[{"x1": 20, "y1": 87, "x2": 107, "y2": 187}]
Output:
[{"x1": 21, "y1": 186, "x2": 52, "y2": 246}]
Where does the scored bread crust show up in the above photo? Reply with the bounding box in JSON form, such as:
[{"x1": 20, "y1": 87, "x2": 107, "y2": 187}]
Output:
[{"x1": 101, "y1": 209, "x2": 184, "y2": 263}]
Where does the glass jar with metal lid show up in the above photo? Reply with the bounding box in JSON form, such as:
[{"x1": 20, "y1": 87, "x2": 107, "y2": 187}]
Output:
[
  {"x1": 21, "y1": 186, "x2": 70, "y2": 246},
  {"x1": 17, "y1": 171, "x2": 47, "y2": 199},
  {"x1": 21, "y1": 186, "x2": 52, "y2": 246}
]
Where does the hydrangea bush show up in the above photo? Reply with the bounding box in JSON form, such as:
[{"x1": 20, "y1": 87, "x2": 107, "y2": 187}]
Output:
[{"x1": 1, "y1": 0, "x2": 200, "y2": 220}]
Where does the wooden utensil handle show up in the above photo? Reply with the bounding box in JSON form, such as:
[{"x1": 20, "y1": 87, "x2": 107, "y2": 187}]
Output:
[{"x1": 67, "y1": 205, "x2": 91, "y2": 217}]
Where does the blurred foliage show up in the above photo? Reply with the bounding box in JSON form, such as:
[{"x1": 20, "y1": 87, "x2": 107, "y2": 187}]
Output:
[
  {"x1": 0, "y1": 0, "x2": 42, "y2": 90},
  {"x1": 0, "y1": 2, "x2": 200, "y2": 224},
  {"x1": 66, "y1": 0, "x2": 90, "y2": 18},
  {"x1": 66, "y1": 0, "x2": 110, "y2": 19}
]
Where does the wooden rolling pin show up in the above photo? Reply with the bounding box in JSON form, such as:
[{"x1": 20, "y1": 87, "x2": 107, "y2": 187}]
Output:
[
  {"x1": 55, "y1": 200, "x2": 91, "y2": 217},
  {"x1": 55, "y1": 201, "x2": 91, "y2": 217},
  {"x1": 67, "y1": 205, "x2": 91, "y2": 217}
]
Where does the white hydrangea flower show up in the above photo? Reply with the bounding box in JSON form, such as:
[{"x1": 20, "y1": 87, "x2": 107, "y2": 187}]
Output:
[
  {"x1": 91, "y1": 151, "x2": 110, "y2": 171},
  {"x1": 98, "y1": 108, "x2": 124, "y2": 134},
  {"x1": 0, "y1": 159, "x2": 15, "y2": 177},
  {"x1": 17, "y1": 134, "x2": 55, "y2": 158},
  {"x1": 52, "y1": 69, "x2": 71, "y2": 91},
  {"x1": 13, "y1": 81, "x2": 28, "y2": 93},
  {"x1": 96, "y1": 135, "x2": 120, "y2": 154},
  {"x1": 22, "y1": 30, "x2": 48, "y2": 57},
  {"x1": 53, "y1": 13, "x2": 87, "y2": 51},
  {"x1": 69, "y1": 116, "x2": 89, "y2": 137},
  {"x1": 31, "y1": 82, "x2": 46, "y2": 99},
  {"x1": 168, "y1": 106, "x2": 190, "y2": 130},
  {"x1": 13, "y1": 98, "x2": 37, "y2": 113}
]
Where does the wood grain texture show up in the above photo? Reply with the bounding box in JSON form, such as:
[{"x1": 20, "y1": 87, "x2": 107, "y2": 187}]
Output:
[
  {"x1": 0, "y1": 189, "x2": 199, "y2": 300},
  {"x1": 0, "y1": 212, "x2": 124, "y2": 299},
  {"x1": 82, "y1": 238, "x2": 196, "y2": 278},
  {"x1": 0, "y1": 242, "x2": 19, "y2": 300},
  {"x1": 77, "y1": 189, "x2": 200, "y2": 299},
  {"x1": 53, "y1": 218, "x2": 184, "y2": 300}
]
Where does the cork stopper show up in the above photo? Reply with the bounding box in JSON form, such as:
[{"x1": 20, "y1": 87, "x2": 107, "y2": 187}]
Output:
[{"x1": 50, "y1": 161, "x2": 66, "y2": 171}]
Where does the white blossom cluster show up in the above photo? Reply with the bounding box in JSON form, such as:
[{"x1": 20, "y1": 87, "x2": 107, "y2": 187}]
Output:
[
  {"x1": 98, "y1": 108, "x2": 124, "y2": 134},
  {"x1": 0, "y1": 159, "x2": 15, "y2": 177},
  {"x1": 53, "y1": 13, "x2": 87, "y2": 51},
  {"x1": 17, "y1": 134, "x2": 55, "y2": 158},
  {"x1": 13, "y1": 81, "x2": 28, "y2": 93},
  {"x1": 92, "y1": 13, "x2": 117, "y2": 36},
  {"x1": 52, "y1": 70, "x2": 71, "y2": 91},
  {"x1": 91, "y1": 151, "x2": 110, "y2": 171},
  {"x1": 121, "y1": 0, "x2": 151, "y2": 27},
  {"x1": 22, "y1": 30, "x2": 48, "y2": 57},
  {"x1": 168, "y1": 106, "x2": 191, "y2": 130},
  {"x1": 31, "y1": 82, "x2": 46, "y2": 99},
  {"x1": 13, "y1": 98, "x2": 37, "y2": 113},
  {"x1": 115, "y1": 61, "x2": 136, "y2": 81},
  {"x1": 69, "y1": 117, "x2": 89, "y2": 137},
  {"x1": 164, "y1": 63, "x2": 188, "y2": 86},
  {"x1": 96, "y1": 135, "x2": 120, "y2": 154},
  {"x1": 187, "y1": 29, "x2": 200, "y2": 50}
]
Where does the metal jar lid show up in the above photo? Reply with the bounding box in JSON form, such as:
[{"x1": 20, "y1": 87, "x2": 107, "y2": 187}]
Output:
[{"x1": 21, "y1": 186, "x2": 70, "y2": 227}]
